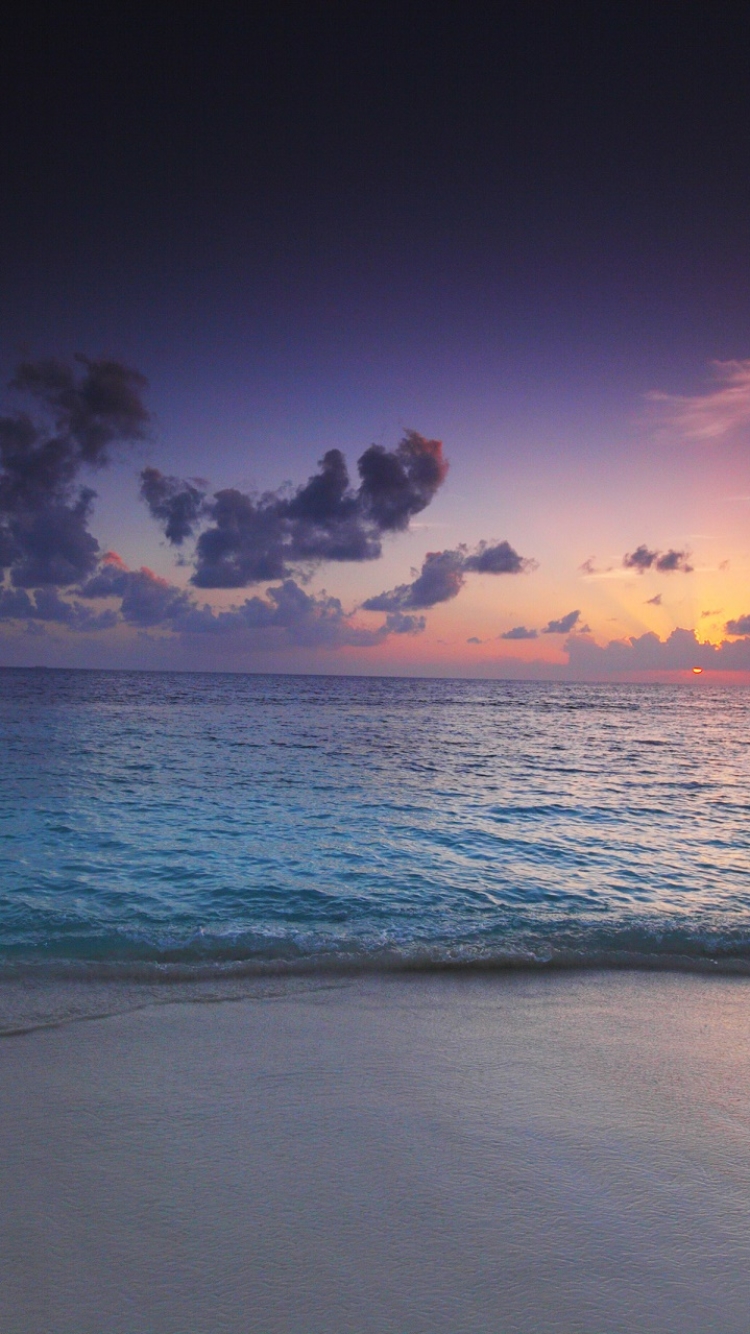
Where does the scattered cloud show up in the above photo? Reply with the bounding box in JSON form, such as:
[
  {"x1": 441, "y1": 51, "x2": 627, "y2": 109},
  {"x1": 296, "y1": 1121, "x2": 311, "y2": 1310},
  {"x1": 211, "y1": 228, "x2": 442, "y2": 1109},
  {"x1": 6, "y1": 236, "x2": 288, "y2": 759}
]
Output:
[
  {"x1": 0, "y1": 543, "x2": 428, "y2": 648},
  {"x1": 623, "y1": 544, "x2": 693, "y2": 574},
  {"x1": 543, "y1": 609, "x2": 581, "y2": 634},
  {"x1": 139, "y1": 468, "x2": 206, "y2": 545},
  {"x1": 648, "y1": 360, "x2": 750, "y2": 442},
  {"x1": 467, "y1": 636, "x2": 482, "y2": 644},
  {"x1": 141, "y1": 430, "x2": 449, "y2": 588},
  {"x1": 725, "y1": 613, "x2": 750, "y2": 636},
  {"x1": 183, "y1": 580, "x2": 425, "y2": 647},
  {"x1": 579, "y1": 556, "x2": 621, "y2": 578},
  {"x1": 500, "y1": 625, "x2": 538, "y2": 640},
  {"x1": 646, "y1": 594, "x2": 662, "y2": 605},
  {"x1": 66, "y1": 553, "x2": 420, "y2": 648},
  {"x1": 566, "y1": 627, "x2": 750, "y2": 672},
  {"x1": 363, "y1": 540, "x2": 534, "y2": 613},
  {"x1": 0, "y1": 585, "x2": 117, "y2": 631},
  {"x1": 0, "y1": 357, "x2": 150, "y2": 587},
  {"x1": 79, "y1": 557, "x2": 194, "y2": 627},
  {"x1": 700, "y1": 607, "x2": 722, "y2": 617},
  {"x1": 363, "y1": 548, "x2": 466, "y2": 611},
  {"x1": 463, "y1": 540, "x2": 534, "y2": 574}
]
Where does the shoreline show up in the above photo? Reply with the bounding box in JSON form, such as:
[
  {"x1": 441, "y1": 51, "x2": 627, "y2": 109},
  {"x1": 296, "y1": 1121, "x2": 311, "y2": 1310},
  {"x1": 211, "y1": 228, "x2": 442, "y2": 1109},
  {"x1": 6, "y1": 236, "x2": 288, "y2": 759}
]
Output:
[{"x1": 3, "y1": 953, "x2": 750, "y2": 1038}]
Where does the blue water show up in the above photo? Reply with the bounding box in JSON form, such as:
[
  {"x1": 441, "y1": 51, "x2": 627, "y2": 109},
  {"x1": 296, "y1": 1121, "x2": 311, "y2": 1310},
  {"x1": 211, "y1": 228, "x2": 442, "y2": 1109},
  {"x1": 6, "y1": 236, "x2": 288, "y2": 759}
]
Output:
[{"x1": 1, "y1": 669, "x2": 749, "y2": 979}]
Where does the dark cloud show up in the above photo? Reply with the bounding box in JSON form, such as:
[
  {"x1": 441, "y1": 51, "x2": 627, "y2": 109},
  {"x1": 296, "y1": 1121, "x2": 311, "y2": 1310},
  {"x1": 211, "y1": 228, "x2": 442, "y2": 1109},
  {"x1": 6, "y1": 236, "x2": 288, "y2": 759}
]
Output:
[
  {"x1": 139, "y1": 468, "x2": 206, "y2": 545},
  {"x1": 8, "y1": 491, "x2": 100, "y2": 588},
  {"x1": 74, "y1": 554, "x2": 423, "y2": 648},
  {"x1": 623, "y1": 545, "x2": 693, "y2": 574},
  {"x1": 655, "y1": 549, "x2": 693, "y2": 573},
  {"x1": 623, "y1": 545, "x2": 659, "y2": 571},
  {"x1": 175, "y1": 579, "x2": 422, "y2": 648},
  {"x1": 725, "y1": 613, "x2": 750, "y2": 635},
  {"x1": 0, "y1": 585, "x2": 117, "y2": 631},
  {"x1": 500, "y1": 625, "x2": 538, "y2": 640},
  {"x1": 463, "y1": 540, "x2": 532, "y2": 574},
  {"x1": 543, "y1": 609, "x2": 581, "y2": 634},
  {"x1": 141, "y1": 431, "x2": 449, "y2": 589},
  {"x1": 362, "y1": 539, "x2": 533, "y2": 613},
  {"x1": 363, "y1": 548, "x2": 466, "y2": 612},
  {"x1": 467, "y1": 636, "x2": 482, "y2": 643},
  {"x1": 79, "y1": 556, "x2": 194, "y2": 627},
  {"x1": 566, "y1": 627, "x2": 750, "y2": 672},
  {"x1": 356, "y1": 431, "x2": 448, "y2": 532},
  {"x1": 11, "y1": 357, "x2": 149, "y2": 462},
  {"x1": 646, "y1": 594, "x2": 662, "y2": 605},
  {"x1": 383, "y1": 611, "x2": 426, "y2": 636},
  {"x1": 0, "y1": 356, "x2": 150, "y2": 586}
]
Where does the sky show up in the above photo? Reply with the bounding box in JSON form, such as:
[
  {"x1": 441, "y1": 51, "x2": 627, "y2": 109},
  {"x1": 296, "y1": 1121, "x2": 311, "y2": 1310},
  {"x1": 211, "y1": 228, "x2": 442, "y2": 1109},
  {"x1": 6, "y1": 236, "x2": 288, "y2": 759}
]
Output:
[{"x1": 1, "y1": 4, "x2": 749, "y2": 679}]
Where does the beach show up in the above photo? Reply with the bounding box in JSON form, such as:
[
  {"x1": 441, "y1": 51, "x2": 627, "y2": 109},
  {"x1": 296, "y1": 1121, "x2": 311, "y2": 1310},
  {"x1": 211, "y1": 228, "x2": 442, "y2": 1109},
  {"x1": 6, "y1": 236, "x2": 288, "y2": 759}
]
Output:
[{"x1": 2, "y1": 969, "x2": 749, "y2": 1333}]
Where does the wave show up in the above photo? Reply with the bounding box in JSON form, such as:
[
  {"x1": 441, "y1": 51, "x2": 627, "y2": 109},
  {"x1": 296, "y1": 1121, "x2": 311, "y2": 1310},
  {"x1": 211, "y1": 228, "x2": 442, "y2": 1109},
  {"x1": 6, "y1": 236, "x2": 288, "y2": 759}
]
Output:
[
  {"x1": 3, "y1": 921, "x2": 750, "y2": 982},
  {"x1": 4, "y1": 923, "x2": 750, "y2": 1038}
]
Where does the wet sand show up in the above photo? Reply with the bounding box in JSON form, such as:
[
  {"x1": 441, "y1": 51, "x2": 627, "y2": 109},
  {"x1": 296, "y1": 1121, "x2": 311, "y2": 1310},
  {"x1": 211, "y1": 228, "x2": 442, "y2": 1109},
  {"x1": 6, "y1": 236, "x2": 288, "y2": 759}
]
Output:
[{"x1": 2, "y1": 970, "x2": 750, "y2": 1333}]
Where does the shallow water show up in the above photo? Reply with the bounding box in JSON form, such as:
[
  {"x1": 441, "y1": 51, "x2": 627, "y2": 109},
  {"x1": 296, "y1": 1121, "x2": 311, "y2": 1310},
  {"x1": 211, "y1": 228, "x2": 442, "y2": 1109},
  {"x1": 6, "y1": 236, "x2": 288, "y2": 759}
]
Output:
[{"x1": 1, "y1": 670, "x2": 749, "y2": 1006}]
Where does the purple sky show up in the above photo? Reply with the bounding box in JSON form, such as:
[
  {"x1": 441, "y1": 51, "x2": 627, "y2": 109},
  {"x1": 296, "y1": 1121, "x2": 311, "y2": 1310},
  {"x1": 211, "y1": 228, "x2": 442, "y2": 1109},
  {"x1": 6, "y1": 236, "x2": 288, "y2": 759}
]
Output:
[{"x1": 1, "y1": 7, "x2": 749, "y2": 678}]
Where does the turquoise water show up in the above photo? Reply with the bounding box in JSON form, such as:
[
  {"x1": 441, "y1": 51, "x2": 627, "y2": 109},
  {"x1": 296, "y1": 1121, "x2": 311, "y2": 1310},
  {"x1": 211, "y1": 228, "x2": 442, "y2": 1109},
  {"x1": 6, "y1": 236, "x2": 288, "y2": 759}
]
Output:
[{"x1": 1, "y1": 669, "x2": 749, "y2": 977}]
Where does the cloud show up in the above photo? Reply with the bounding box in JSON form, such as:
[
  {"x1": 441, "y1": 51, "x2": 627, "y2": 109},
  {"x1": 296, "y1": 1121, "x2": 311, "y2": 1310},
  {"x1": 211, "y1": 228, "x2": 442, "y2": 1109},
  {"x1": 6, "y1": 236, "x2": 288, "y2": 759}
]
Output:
[
  {"x1": 383, "y1": 611, "x2": 425, "y2": 636},
  {"x1": 467, "y1": 636, "x2": 482, "y2": 644},
  {"x1": 463, "y1": 540, "x2": 533, "y2": 574},
  {"x1": 141, "y1": 430, "x2": 449, "y2": 588},
  {"x1": 579, "y1": 556, "x2": 622, "y2": 578},
  {"x1": 623, "y1": 545, "x2": 693, "y2": 574},
  {"x1": 176, "y1": 579, "x2": 423, "y2": 648},
  {"x1": 139, "y1": 468, "x2": 206, "y2": 545},
  {"x1": 646, "y1": 594, "x2": 662, "y2": 605},
  {"x1": 566, "y1": 627, "x2": 750, "y2": 672},
  {"x1": 0, "y1": 356, "x2": 150, "y2": 586},
  {"x1": 79, "y1": 557, "x2": 195, "y2": 627},
  {"x1": 362, "y1": 539, "x2": 534, "y2": 613},
  {"x1": 726, "y1": 613, "x2": 750, "y2": 635},
  {"x1": 363, "y1": 548, "x2": 466, "y2": 611},
  {"x1": 654, "y1": 549, "x2": 693, "y2": 573},
  {"x1": 0, "y1": 585, "x2": 117, "y2": 631},
  {"x1": 8, "y1": 491, "x2": 101, "y2": 588},
  {"x1": 648, "y1": 360, "x2": 750, "y2": 442},
  {"x1": 542, "y1": 609, "x2": 580, "y2": 634},
  {"x1": 500, "y1": 625, "x2": 538, "y2": 640},
  {"x1": 74, "y1": 553, "x2": 422, "y2": 649}
]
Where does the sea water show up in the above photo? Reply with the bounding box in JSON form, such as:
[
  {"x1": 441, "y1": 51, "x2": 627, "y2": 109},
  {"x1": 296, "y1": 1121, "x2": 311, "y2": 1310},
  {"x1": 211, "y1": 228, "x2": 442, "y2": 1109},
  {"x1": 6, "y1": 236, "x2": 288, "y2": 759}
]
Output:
[{"x1": 1, "y1": 670, "x2": 749, "y2": 1002}]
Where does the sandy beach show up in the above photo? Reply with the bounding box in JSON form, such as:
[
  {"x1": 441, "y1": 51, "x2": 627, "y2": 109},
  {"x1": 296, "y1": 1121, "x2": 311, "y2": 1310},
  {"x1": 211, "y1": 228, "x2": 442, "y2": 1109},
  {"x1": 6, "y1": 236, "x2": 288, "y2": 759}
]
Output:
[{"x1": 1, "y1": 970, "x2": 749, "y2": 1333}]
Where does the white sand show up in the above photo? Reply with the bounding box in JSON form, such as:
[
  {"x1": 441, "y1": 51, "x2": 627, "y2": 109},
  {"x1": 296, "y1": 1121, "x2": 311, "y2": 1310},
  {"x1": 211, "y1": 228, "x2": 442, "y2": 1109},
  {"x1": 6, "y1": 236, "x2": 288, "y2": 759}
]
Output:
[{"x1": 2, "y1": 969, "x2": 750, "y2": 1333}]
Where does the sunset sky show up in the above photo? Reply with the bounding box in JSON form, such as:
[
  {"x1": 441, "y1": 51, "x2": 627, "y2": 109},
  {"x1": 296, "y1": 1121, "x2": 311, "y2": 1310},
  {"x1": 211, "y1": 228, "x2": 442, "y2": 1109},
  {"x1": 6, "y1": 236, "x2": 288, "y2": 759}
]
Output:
[{"x1": 1, "y1": 6, "x2": 749, "y2": 678}]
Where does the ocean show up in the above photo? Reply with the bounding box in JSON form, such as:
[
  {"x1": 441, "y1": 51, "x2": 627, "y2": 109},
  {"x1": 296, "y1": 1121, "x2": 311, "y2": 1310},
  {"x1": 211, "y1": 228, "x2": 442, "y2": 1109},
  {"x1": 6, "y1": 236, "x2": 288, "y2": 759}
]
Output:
[{"x1": 1, "y1": 669, "x2": 748, "y2": 1006}]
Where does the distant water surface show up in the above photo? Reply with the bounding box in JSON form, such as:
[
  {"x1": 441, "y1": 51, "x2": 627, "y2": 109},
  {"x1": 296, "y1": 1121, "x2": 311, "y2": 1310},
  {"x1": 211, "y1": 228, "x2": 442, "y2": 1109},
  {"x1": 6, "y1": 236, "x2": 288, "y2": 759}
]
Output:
[{"x1": 1, "y1": 670, "x2": 749, "y2": 993}]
